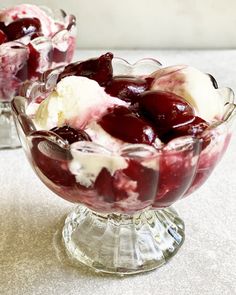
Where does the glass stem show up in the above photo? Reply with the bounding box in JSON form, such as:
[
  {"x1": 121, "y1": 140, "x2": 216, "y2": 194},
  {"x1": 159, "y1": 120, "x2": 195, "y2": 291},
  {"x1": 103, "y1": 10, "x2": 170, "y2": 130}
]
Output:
[
  {"x1": 63, "y1": 205, "x2": 185, "y2": 275},
  {"x1": 0, "y1": 102, "x2": 20, "y2": 149}
]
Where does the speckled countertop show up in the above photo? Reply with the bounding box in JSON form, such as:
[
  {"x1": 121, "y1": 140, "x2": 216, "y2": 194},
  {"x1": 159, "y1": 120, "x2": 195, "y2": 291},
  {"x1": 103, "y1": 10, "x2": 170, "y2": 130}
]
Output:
[{"x1": 1, "y1": 50, "x2": 236, "y2": 295}]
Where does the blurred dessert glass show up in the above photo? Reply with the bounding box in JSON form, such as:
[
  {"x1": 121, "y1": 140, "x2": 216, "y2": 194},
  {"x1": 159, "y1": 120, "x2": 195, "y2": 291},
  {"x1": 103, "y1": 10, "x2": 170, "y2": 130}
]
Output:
[{"x1": 0, "y1": 4, "x2": 76, "y2": 148}]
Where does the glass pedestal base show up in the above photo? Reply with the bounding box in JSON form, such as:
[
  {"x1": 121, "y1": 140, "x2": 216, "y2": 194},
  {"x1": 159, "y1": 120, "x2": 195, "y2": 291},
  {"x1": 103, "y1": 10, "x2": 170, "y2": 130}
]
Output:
[
  {"x1": 62, "y1": 205, "x2": 185, "y2": 275},
  {"x1": 0, "y1": 102, "x2": 20, "y2": 149}
]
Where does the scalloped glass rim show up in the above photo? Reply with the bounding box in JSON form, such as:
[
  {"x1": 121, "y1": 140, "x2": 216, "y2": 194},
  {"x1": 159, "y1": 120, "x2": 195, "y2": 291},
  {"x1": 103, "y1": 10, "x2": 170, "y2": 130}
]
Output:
[
  {"x1": 12, "y1": 57, "x2": 236, "y2": 157},
  {"x1": 112, "y1": 57, "x2": 162, "y2": 76}
]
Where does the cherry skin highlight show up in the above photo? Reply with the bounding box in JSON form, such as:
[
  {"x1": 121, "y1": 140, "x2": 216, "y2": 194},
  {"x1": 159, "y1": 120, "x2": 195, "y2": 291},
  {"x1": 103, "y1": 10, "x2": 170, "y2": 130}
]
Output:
[
  {"x1": 98, "y1": 106, "x2": 158, "y2": 145},
  {"x1": 5, "y1": 17, "x2": 42, "y2": 41},
  {"x1": 138, "y1": 90, "x2": 195, "y2": 135},
  {"x1": 105, "y1": 76, "x2": 148, "y2": 103},
  {"x1": 51, "y1": 126, "x2": 91, "y2": 144},
  {"x1": 162, "y1": 116, "x2": 210, "y2": 145}
]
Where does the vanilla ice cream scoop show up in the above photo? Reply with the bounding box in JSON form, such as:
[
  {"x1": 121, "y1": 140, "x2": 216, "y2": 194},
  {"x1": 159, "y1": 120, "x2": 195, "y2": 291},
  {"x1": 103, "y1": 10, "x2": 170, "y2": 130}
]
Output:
[
  {"x1": 34, "y1": 76, "x2": 128, "y2": 130},
  {"x1": 150, "y1": 65, "x2": 224, "y2": 122}
]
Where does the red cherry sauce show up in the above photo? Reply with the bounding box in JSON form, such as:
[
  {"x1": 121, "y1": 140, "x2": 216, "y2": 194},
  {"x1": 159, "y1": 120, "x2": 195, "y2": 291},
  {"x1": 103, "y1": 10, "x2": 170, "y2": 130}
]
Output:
[
  {"x1": 185, "y1": 133, "x2": 231, "y2": 196},
  {"x1": 91, "y1": 159, "x2": 159, "y2": 213},
  {"x1": 30, "y1": 127, "x2": 92, "y2": 196},
  {"x1": 31, "y1": 131, "x2": 76, "y2": 188},
  {"x1": 153, "y1": 141, "x2": 201, "y2": 208},
  {"x1": 16, "y1": 43, "x2": 40, "y2": 81}
]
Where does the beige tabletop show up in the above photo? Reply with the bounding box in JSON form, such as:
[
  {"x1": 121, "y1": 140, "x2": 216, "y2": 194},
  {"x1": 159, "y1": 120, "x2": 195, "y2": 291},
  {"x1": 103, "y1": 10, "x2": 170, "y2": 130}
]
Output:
[{"x1": 1, "y1": 50, "x2": 236, "y2": 295}]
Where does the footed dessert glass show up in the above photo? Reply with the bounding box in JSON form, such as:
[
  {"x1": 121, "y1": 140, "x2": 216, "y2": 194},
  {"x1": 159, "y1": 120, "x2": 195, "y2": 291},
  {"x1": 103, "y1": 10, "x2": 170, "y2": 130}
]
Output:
[
  {"x1": 12, "y1": 58, "x2": 236, "y2": 275},
  {"x1": 0, "y1": 7, "x2": 76, "y2": 149}
]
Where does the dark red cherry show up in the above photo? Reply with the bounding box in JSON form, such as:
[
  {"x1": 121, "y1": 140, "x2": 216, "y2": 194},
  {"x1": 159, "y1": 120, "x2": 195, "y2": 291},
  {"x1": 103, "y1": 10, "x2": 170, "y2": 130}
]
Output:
[
  {"x1": 94, "y1": 168, "x2": 116, "y2": 203},
  {"x1": 139, "y1": 90, "x2": 195, "y2": 135},
  {"x1": 98, "y1": 106, "x2": 158, "y2": 145},
  {"x1": 162, "y1": 116, "x2": 210, "y2": 144},
  {"x1": 0, "y1": 22, "x2": 6, "y2": 32},
  {"x1": 0, "y1": 30, "x2": 7, "y2": 44},
  {"x1": 105, "y1": 76, "x2": 148, "y2": 103},
  {"x1": 51, "y1": 126, "x2": 91, "y2": 144},
  {"x1": 58, "y1": 52, "x2": 113, "y2": 86},
  {"x1": 120, "y1": 160, "x2": 159, "y2": 203},
  {"x1": 6, "y1": 18, "x2": 41, "y2": 41}
]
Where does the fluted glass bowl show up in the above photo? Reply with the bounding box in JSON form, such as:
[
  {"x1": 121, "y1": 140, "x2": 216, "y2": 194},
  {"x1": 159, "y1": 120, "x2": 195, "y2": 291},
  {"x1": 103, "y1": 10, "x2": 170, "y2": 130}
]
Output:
[
  {"x1": 12, "y1": 58, "x2": 236, "y2": 275},
  {"x1": 0, "y1": 6, "x2": 76, "y2": 149}
]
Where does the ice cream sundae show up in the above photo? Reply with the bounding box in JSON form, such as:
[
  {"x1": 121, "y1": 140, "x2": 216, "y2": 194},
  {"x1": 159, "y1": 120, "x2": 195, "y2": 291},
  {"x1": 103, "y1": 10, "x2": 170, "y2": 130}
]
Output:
[
  {"x1": 12, "y1": 53, "x2": 236, "y2": 274},
  {"x1": 22, "y1": 52, "x2": 234, "y2": 212}
]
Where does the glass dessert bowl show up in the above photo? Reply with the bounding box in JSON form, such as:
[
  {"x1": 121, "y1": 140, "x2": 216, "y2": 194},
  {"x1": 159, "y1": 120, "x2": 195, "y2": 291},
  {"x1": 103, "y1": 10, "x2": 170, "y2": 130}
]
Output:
[
  {"x1": 12, "y1": 54, "x2": 236, "y2": 275},
  {"x1": 0, "y1": 4, "x2": 76, "y2": 149}
]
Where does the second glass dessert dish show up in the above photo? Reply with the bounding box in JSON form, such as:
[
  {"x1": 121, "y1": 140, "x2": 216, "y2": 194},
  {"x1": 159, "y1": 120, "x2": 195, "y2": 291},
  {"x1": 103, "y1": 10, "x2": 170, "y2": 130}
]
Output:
[
  {"x1": 0, "y1": 4, "x2": 76, "y2": 148},
  {"x1": 12, "y1": 53, "x2": 236, "y2": 275}
]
